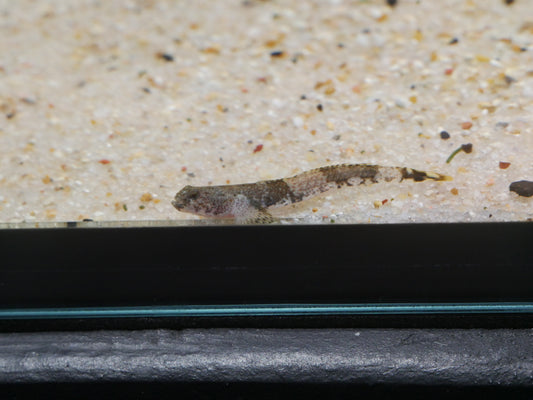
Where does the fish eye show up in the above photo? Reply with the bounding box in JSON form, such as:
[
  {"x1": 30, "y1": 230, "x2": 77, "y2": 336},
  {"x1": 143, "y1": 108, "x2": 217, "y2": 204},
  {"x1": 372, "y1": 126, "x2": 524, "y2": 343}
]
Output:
[{"x1": 188, "y1": 189, "x2": 199, "y2": 200}]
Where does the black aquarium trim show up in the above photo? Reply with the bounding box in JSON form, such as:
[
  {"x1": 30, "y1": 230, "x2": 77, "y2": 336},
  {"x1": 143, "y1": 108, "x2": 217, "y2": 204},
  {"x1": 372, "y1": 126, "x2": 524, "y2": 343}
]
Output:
[
  {"x1": 0, "y1": 328, "x2": 532, "y2": 385},
  {"x1": 2, "y1": 314, "x2": 533, "y2": 333},
  {"x1": 0, "y1": 222, "x2": 531, "y2": 310}
]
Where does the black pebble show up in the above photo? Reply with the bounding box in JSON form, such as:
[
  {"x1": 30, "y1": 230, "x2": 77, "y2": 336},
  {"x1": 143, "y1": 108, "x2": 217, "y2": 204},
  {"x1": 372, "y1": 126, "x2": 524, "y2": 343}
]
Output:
[
  {"x1": 510, "y1": 180, "x2": 533, "y2": 197},
  {"x1": 440, "y1": 131, "x2": 450, "y2": 140},
  {"x1": 159, "y1": 53, "x2": 174, "y2": 62}
]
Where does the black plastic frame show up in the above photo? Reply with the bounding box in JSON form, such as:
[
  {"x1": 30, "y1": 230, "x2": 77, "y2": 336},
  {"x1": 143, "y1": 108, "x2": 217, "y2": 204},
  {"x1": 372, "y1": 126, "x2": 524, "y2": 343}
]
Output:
[
  {"x1": 1, "y1": 222, "x2": 531, "y2": 312},
  {"x1": 1, "y1": 328, "x2": 532, "y2": 386}
]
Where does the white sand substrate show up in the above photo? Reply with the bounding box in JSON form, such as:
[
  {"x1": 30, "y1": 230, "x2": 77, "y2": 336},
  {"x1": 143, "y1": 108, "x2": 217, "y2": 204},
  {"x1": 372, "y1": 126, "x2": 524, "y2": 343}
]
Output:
[{"x1": 0, "y1": 0, "x2": 531, "y2": 225}]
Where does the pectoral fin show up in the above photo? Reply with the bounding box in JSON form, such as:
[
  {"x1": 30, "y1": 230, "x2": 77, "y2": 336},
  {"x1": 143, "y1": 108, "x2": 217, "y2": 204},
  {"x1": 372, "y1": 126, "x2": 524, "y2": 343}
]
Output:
[{"x1": 236, "y1": 208, "x2": 279, "y2": 224}]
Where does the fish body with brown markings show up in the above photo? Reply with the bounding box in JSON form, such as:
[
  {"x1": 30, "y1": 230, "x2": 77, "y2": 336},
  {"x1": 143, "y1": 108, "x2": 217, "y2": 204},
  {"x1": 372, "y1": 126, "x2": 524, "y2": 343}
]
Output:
[{"x1": 172, "y1": 164, "x2": 451, "y2": 223}]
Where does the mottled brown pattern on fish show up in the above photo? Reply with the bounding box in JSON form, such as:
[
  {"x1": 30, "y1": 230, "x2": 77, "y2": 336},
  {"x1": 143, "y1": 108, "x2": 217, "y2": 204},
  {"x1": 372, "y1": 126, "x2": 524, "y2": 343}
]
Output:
[
  {"x1": 240, "y1": 179, "x2": 299, "y2": 208},
  {"x1": 400, "y1": 167, "x2": 433, "y2": 182},
  {"x1": 321, "y1": 164, "x2": 380, "y2": 186},
  {"x1": 283, "y1": 164, "x2": 404, "y2": 201},
  {"x1": 172, "y1": 163, "x2": 451, "y2": 223}
]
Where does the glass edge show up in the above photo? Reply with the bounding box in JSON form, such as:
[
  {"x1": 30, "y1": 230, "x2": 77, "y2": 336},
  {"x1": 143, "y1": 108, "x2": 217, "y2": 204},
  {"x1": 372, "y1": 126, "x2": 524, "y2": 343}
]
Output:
[{"x1": 0, "y1": 302, "x2": 532, "y2": 319}]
